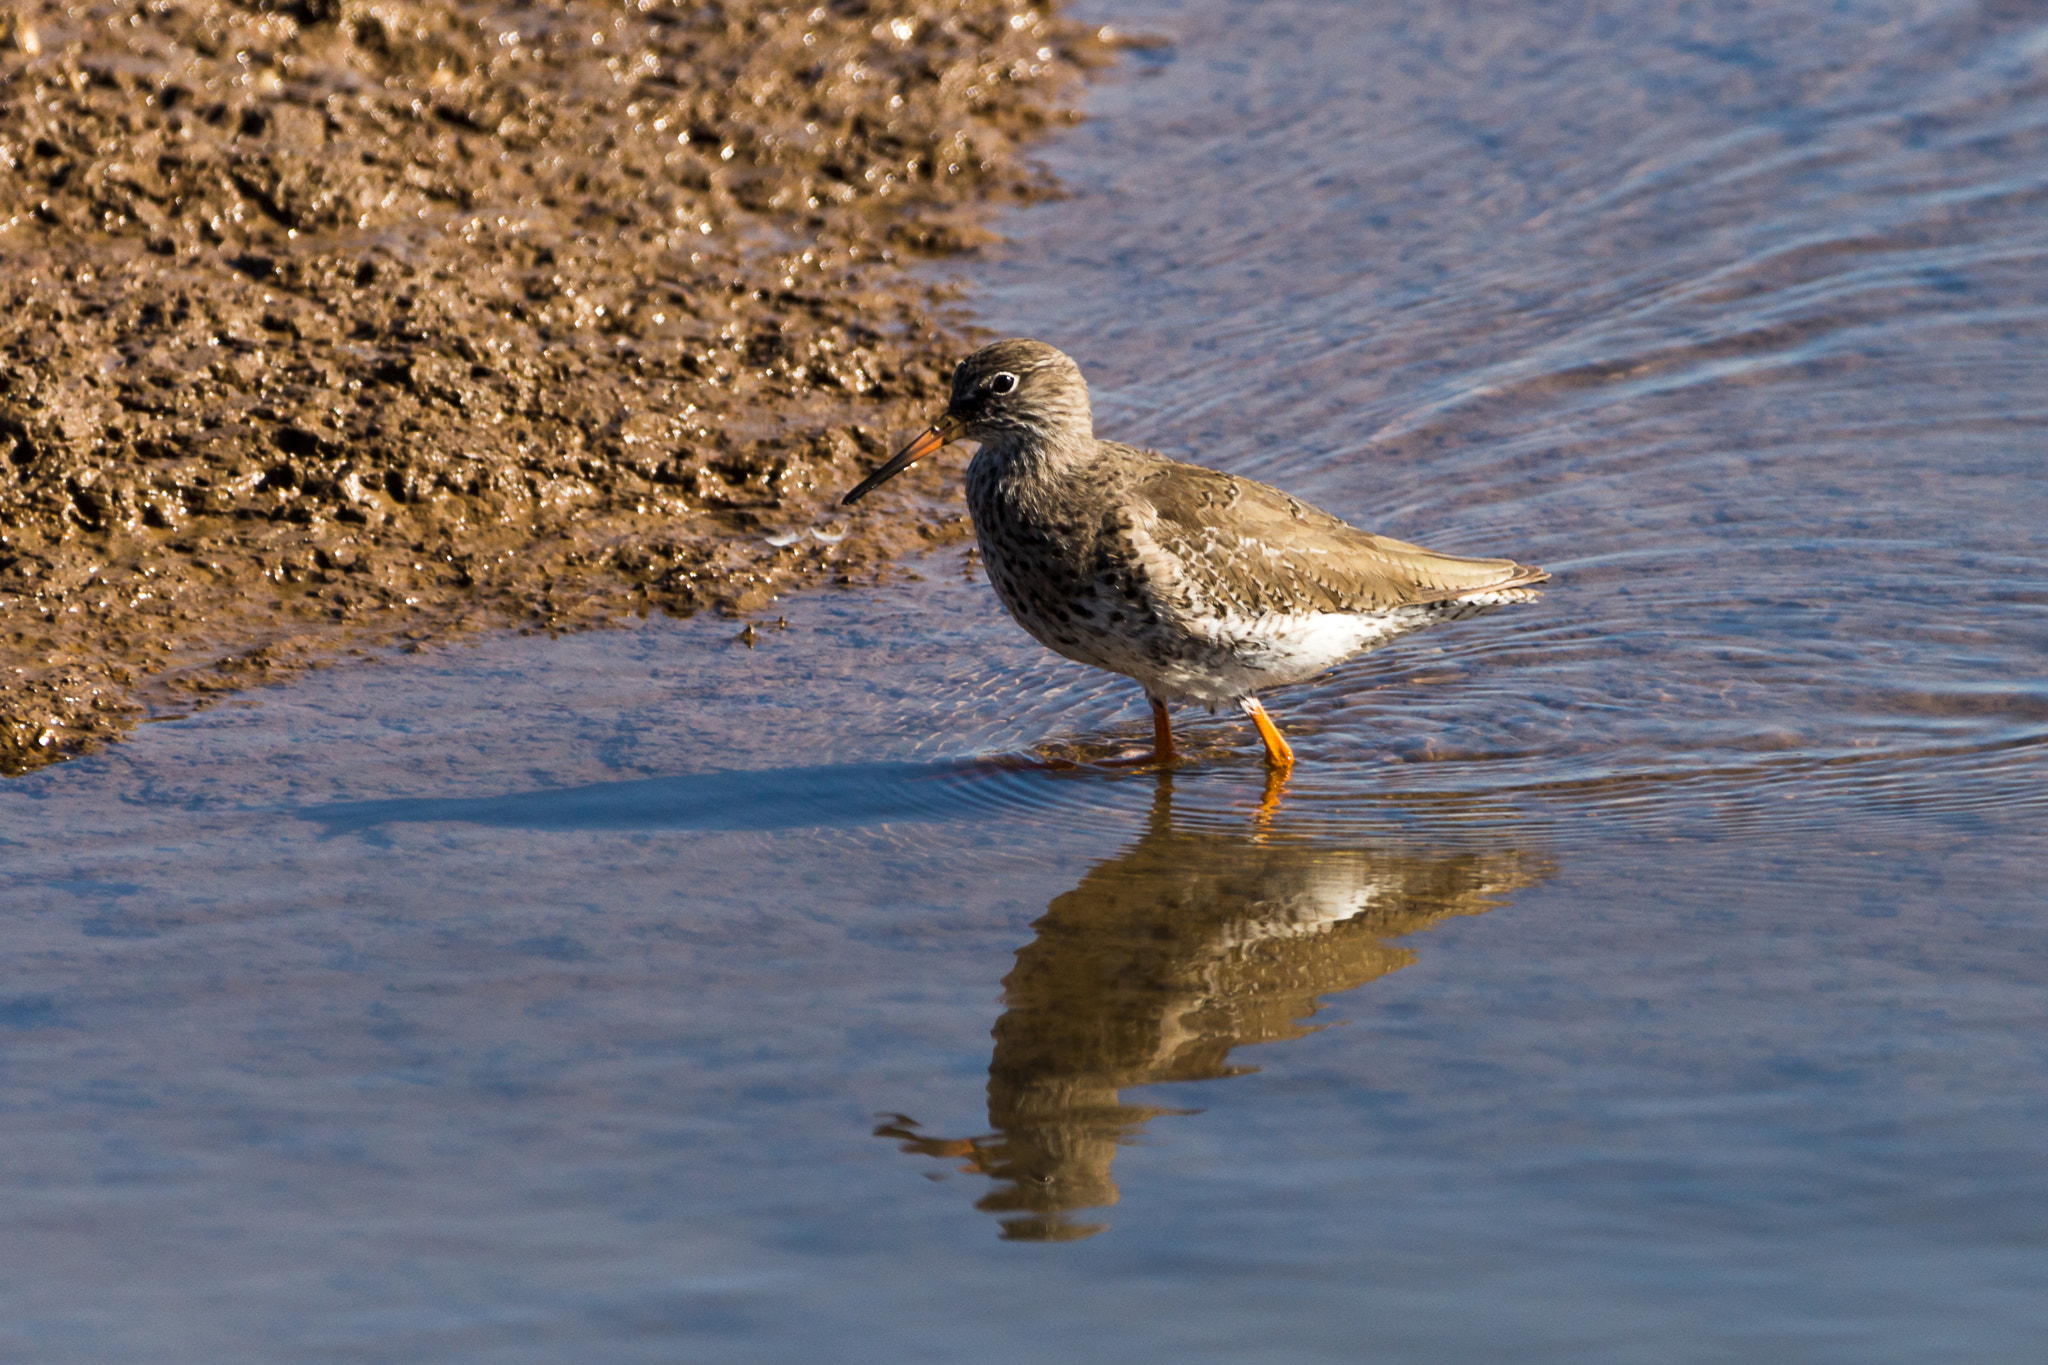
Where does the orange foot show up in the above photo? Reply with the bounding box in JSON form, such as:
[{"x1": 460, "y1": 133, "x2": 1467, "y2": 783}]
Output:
[
  {"x1": 1243, "y1": 697, "x2": 1296, "y2": 769},
  {"x1": 978, "y1": 697, "x2": 1178, "y2": 772}
]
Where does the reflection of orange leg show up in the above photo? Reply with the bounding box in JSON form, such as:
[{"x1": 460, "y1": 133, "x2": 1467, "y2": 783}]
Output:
[
  {"x1": 1243, "y1": 697, "x2": 1296, "y2": 769},
  {"x1": 1149, "y1": 696, "x2": 1176, "y2": 764},
  {"x1": 1254, "y1": 763, "x2": 1290, "y2": 825}
]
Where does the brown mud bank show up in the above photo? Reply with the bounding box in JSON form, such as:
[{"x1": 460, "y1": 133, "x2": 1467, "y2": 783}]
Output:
[{"x1": 0, "y1": 0, "x2": 1128, "y2": 774}]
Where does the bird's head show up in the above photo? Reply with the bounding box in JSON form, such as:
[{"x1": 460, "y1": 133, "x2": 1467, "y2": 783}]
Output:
[{"x1": 842, "y1": 339, "x2": 1091, "y2": 505}]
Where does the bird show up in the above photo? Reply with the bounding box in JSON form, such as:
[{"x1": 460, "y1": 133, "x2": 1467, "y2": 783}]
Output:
[{"x1": 841, "y1": 339, "x2": 1547, "y2": 769}]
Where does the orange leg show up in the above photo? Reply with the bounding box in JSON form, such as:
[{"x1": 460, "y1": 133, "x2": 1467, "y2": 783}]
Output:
[
  {"x1": 1149, "y1": 695, "x2": 1176, "y2": 763},
  {"x1": 1243, "y1": 697, "x2": 1296, "y2": 769}
]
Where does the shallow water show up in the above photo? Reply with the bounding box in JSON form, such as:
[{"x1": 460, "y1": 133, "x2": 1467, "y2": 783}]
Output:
[{"x1": 7, "y1": 0, "x2": 2048, "y2": 1359}]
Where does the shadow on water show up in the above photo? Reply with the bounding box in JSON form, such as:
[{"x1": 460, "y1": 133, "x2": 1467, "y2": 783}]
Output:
[
  {"x1": 877, "y1": 772, "x2": 1551, "y2": 1242},
  {"x1": 302, "y1": 759, "x2": 1029, "y2": 837}
]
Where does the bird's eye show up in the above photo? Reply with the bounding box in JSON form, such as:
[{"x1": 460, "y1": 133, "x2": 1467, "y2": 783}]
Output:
[{"x1": 987, "y1": 372, "x2": 1019, "y2": 396}]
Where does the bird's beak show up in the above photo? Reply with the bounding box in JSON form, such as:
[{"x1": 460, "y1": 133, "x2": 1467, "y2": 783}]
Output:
[{"x1": 841, "y1": 412, "x2": 966, "y2": 506}]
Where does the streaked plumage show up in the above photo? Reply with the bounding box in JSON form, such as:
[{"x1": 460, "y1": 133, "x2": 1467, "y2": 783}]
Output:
[{"x1": 843, "y1": 338, "x2": 1547, "y2": 767}]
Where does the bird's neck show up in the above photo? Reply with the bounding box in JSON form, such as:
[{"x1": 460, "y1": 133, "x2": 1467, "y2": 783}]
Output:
[{"x1": 974, "y1": 422, "x2": 1100, "y2": 486}]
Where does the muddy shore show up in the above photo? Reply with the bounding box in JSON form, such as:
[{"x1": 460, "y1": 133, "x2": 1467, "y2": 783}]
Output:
[{"x1": 0, "y1": 0, "x2": 1122, "y2": 773}]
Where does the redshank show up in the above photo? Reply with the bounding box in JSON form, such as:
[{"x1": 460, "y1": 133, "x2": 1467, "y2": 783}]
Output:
[{"x1": 842, "y1": 339, "x2": 1547, "y2": 768}]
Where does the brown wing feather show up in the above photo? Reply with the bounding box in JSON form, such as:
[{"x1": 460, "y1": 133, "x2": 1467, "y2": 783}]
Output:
[{"x1": 1130, "y1": 453, "x2": 1547, "y2": 616}]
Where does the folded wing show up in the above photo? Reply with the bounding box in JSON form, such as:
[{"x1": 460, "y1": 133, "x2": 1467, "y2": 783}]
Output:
[{"x1": 1133, "y1": 454, "x2": 1547, "y2": 618}]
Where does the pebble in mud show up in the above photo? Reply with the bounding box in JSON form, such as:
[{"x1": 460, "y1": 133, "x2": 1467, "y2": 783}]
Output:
[{"x1": 0, "y1": 0, "x2": 1135, "y2": 774}]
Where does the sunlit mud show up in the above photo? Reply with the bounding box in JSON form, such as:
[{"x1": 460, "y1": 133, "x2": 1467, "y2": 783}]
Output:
[{"x1": 0, "y1": 0, "x2": 1130, "y2": 772}]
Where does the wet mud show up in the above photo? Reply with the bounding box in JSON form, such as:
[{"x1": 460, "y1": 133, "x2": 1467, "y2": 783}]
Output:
[{"x1": 0, "y1": 0, "x2": 1125, "y2": 773}]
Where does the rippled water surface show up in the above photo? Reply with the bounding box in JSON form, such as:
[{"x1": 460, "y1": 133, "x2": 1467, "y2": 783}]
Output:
[{"x1": 7, "y1": 0, "x2": 2048, "y2": 1359}]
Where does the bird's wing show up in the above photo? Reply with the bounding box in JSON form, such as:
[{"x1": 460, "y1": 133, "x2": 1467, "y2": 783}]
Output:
[{"x1": 1130, "y1": 454, "x2": 1547, "y2": 616}]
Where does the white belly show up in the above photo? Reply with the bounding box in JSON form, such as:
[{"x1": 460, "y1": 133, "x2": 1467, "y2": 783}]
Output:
[{"x1": 1137, "y1": 605, "x2": 1442, "y2": 707}]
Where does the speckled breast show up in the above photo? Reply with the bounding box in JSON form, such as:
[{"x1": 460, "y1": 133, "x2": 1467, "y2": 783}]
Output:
[{"x1": 963, "y1": 458, "x2": 1183, "y2": 683}]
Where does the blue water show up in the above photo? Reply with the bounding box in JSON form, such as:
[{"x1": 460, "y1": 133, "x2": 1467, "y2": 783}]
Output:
[{"x1": 6, "y1": 0, "x2": 2048, "y2": 1359}]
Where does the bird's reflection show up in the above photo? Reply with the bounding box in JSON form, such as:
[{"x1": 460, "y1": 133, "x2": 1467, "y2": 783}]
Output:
[{"x1": 878, "y1": 774, "x2": 1549, "y2": 1241}]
